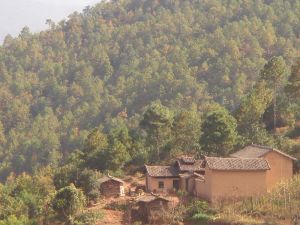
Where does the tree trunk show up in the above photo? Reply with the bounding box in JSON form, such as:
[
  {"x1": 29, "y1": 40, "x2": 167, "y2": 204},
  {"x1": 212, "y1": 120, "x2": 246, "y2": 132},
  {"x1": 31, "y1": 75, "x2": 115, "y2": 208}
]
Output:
[{"x1": 273, "y1": 82, "x2": 277, "y2": 132}]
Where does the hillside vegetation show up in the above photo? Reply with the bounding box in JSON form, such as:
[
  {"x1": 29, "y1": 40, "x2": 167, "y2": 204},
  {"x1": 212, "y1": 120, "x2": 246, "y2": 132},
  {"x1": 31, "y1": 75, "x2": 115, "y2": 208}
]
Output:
[
  {"x1": 0, "y1": 0, "x2": 300, "y2": 224},
  {"x1": 0, "y1": 0, "x2": 299, "y2": 178}
]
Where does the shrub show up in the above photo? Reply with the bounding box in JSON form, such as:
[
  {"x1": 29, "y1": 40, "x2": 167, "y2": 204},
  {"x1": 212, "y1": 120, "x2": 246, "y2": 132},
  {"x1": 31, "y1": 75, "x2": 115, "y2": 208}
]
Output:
[
  {"x1": 73, "y1": 211, "x2": 104, "y2": 225},
  {"x1": 191, "y1": 212, "x2": 214, "y2": 222},
  {"x1": 0, "y1": 215, "x2": 28, "y2": 225},
  {"x1": 76, "y1": 169, "x2": 101, "y2": 202},
  {"x1": 52, "y1": 184, "x2": 86, "y2": 219},
  {"x1": 105, "y1": 200, "x2": 128, "y2": 211},
  {"x1": 187, "y1": 200, "x2": 210, "y2": 217}
]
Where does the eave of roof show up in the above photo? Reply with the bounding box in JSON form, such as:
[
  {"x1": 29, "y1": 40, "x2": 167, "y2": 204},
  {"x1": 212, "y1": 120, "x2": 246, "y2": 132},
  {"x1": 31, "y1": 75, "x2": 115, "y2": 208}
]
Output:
[
  {"x1": 230, "y1": 144, "x2": 297, "y2": 161},
  {"x1": 98, "y1": 175, "x2": 124, "y2": 184},
  {"x1": 136, "y1": 194, "x2": 169, "y2": 203},
  {"x1": 176, "y1": 158, "x2": 205, "y2": 172},
  {"x1": 145, "y1": 165, "x2": 179, "y2": 178},
  {"x1": 205, "y1": 156, "x2": 271, "y2": 171}
]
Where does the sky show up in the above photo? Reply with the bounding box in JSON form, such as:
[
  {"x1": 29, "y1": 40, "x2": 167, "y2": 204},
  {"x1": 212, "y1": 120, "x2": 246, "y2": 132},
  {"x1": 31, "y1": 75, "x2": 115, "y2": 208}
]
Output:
[{"x1": 0, "y1": 0, "x2": 99, "y2": 43}]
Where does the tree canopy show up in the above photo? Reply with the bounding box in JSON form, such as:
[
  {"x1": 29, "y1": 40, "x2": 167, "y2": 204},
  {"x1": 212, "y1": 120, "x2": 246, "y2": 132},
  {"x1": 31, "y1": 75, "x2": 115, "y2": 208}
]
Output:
[{"x1": 0, "y1": 0, "x2": 300, "y2": 223}]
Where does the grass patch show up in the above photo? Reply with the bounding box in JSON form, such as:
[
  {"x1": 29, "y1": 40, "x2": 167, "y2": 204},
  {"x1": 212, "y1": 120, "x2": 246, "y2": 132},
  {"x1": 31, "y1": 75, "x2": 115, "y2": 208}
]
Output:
[
  {"x1": 104, "y1": 200, "x2": 129, "y2": 211},
  {"x1": 73, "y1": 211, "x2": 104, "y2": 225},
  {"x1": 212, "y1": 175, "x2": 300, "y2": 225},
  {"x1": 191, "y1": 212, "x2": 214, "y2": 222}
]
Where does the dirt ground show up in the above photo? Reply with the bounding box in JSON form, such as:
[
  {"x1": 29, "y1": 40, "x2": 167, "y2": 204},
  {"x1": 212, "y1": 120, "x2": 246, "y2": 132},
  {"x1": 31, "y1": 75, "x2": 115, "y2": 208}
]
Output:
[{"x1": 88, "y1": 173, "x2": 145, "y2": 225}]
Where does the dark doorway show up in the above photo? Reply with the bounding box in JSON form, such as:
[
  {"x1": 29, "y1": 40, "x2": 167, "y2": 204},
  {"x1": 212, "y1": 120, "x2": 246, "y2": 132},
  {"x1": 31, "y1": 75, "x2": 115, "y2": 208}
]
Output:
[
  {"x1": 173, "y1": 180, "x2": 180, "y2": 190},
  {"x1": 186, "y1": 179, "x2": 189, "y2": 191}
]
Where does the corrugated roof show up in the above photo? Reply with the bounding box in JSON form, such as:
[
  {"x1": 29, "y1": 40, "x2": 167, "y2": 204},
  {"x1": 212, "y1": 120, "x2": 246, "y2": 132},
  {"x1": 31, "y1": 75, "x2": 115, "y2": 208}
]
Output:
[
  {"x1": 97, "y1": 175, "x2": 124, "y2": 184},
  {"x1": 145, "y1": 165, "x2": 179, "y2": 177},
  {"x1": 136, "y1": 194, "x2": 169, "y2": 203},
  {"x1": 230, "y1": 144, "x2": 297, "y2": 161},
  {"x1": 205, "y1": 157, "x2": 270, "y2": 171},
  {"x1": 181, "y1": 156, "x2": 195, "y2": 164}
]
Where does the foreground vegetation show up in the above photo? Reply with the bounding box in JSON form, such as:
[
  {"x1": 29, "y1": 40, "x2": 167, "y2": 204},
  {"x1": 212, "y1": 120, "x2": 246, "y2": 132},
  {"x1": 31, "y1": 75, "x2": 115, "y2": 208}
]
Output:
[
  {"x1": 130, "y1": 176, "x2": 300, "y2": 225},
  {"x1": 214, "y1": 175, "x2": 300, "y2": 225},
  {"x1": 0, "y1": 0, "x2": 300, "y2": 224}
]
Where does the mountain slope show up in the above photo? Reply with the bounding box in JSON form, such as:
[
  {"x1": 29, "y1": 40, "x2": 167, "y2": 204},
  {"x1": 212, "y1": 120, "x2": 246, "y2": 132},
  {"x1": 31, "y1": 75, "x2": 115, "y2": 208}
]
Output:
[{"x1": 0, "y1": 0, "x2": 299, "y2": 179}]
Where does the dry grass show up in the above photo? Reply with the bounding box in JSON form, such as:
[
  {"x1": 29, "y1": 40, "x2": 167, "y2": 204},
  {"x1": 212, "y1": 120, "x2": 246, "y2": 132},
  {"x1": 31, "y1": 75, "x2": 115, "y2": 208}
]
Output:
[{"x1": 212, "y1": 175, "x2": 300, "y2": 225}]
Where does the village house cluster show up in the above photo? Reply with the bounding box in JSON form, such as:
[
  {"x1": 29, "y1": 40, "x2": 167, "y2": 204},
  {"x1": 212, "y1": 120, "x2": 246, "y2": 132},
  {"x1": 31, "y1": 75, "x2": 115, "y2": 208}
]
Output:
[
  {"x1": 97, "y1": 144, "x2": 297, "y2": 222},
  {"x1": 145, "y1": 144, "x2": 297, "y2": 202}
]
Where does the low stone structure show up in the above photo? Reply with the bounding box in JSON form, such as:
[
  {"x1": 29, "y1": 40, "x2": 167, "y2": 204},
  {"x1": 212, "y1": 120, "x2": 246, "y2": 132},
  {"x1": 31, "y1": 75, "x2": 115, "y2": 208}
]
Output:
[
  {"x1": 133, "y1": 194, "x2": 170, "y2": 223},
  {"x1": 98, "y1": 175, "x2": 125, "y2": 197}
]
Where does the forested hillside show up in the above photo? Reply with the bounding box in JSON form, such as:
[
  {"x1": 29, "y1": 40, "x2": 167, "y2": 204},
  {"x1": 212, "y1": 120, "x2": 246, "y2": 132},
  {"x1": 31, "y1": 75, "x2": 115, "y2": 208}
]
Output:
[
  {"x1": 0, "y1": 0, "x2": 299, "y2": 179},
  {"x1": 0, "y1": 0, "x2": 300, "y2": 224}
]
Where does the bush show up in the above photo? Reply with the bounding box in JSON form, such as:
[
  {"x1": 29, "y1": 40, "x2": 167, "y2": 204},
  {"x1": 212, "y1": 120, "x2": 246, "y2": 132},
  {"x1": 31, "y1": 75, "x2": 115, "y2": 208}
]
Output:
[
  {"x1": 76, "y1": 169, "x2": 101, "y2": 202},
  {"x1": 54, "y1": 166, "x2": 101, "y2": 202},
  {"x1": 105, "y1": 201, "x2": 128, "y2": 211},
  {"x1": 187, "y1": 200, "x2": 210, "y2": 217},
  {"x1": 0, "y1": 215, "x2": 28, "y2": 225},
  {"x1": 191, "y1": 213, "x2": 214, "y2": 222},
  {"x1": 52, "y1": 184, "x2": 86, "y2": 219},
  {"x1": 73, "y1": 211, "x2": 104, "y2": 225}
]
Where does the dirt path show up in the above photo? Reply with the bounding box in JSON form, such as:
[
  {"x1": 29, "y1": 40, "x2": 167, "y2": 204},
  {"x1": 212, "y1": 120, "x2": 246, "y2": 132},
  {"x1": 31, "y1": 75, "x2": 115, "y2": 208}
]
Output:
[
  {"x1": 95, "y1": 208, "x2": 124, "y2": 225},
  {"x1": 87, "y1": 202, "x2": 126, "y2": 225}
]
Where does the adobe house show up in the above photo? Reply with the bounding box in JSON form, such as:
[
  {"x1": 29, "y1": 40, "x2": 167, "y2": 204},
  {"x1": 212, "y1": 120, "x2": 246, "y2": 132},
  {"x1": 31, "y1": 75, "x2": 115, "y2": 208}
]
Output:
[
  {"x1": 230, "y1": 144, "x2": 297, "y2": 190},
  {"x1": 145, "y1": 165, "x2": 180, "y2": 193},
  {"x1": 195, "y1": 157, "x2": 270, "y2": 202},
  {"x1": 97, "y1": 175, "x2": 125, "y2": 197},
  {"x1": 133, "y1": 194, "x2": 170, "y2": 223},
  {"x1": 145, "y1": 156, "x2": 204, "y2": 193}
]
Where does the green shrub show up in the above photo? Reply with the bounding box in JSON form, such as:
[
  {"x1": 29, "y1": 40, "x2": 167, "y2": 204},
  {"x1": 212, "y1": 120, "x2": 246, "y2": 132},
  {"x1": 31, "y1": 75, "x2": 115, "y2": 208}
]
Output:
[
  {"x1": 105, "y1": 201, "x2": 128, "y2": 211},
  {"x1": 52, "y1": 184, "x2": 86, "y2": 218},
  {"x1": 191, "y1": 213, "x2": 214, "y2": 222},
  {"x1": 0, "y1": 215, "x2": 28, "y2": 225},
  {"x1": 187, "y1": 200, "x2": 210, "y2": 216},
  {"x1": 73, "y1": 211, "x2": 104, "y2": 225}
]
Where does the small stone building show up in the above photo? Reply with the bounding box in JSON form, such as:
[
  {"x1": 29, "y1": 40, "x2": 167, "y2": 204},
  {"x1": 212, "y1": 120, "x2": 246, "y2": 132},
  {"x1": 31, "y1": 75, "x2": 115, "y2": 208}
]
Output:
[
  {"x1": 98, "y1": 175, "x2": 125, "y2": 197},
  {"x1": 231, "y1": 144, "x2": 297, "y2": 190},
  {"x1": 195, "y1": 157, "x2": 270, "y2": 202},
  {"x1": 133, "y1": 194, "x2": 170, "y2": 223}
]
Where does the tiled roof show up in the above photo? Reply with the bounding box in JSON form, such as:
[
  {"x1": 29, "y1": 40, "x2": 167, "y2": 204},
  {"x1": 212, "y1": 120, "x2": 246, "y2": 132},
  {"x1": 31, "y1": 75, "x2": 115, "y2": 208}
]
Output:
[
  {"x1": 136, "y1": 194, "x2": 169, "y2": 203},
  {"x1": 205, "y1": 157, "x2": 270, "y2": 171},
  {"x1": 181, "y1": 156, "x2": 195, "y2": 164},
  {"x1": 176, "y1": 157, "x2": 204, "y2": 172},
  {"x1": 230, "y1": 144, "x2": 297, "y2": 161},
  {"x1": 145, "y1": 165, "x2": 179, "y2": 177},
  {"x1": 97, "y1": 175, "x2": 124, "y2": 184}
]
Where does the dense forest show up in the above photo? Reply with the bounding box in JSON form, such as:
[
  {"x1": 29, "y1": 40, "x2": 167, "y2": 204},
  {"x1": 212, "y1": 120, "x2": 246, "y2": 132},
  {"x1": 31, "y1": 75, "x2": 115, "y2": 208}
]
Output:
[{"x1": 0, "y1": 0, "x2": 300, "y2": 224}]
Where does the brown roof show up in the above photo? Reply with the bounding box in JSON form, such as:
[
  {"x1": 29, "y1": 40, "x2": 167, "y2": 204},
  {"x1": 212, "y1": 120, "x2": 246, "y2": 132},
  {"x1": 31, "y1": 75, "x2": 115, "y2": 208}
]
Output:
[
  {"x1": 179, "y1": 172, "x2": 205, "y2": 180},
  {"x1": 145, "y1": 165, "x2": 179, "y2": 177},
  {"x1": 97, "y1": 175, "x2": 124, "y2": 184},
  {"x1": 136, "y1": 194, "x2": 169, "y2": 203},
  {"x1": 230, "y1": 144, "x2": 297, "y2": 161},
  {"x1": 205, "y1": 157, "x2": 270, "y2": 171},
  {"x1": 181, "y1": 156, "x2": 195, "y2": 164},
  {"x1": 175, "y1": 157, "x2": 204, "y2": 172}
]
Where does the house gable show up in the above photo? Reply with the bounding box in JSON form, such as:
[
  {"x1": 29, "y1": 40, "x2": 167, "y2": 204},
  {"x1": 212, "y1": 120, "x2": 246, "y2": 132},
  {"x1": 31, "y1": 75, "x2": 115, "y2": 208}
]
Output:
[
  {"x1": 174, "y1": 156, "x2": 205, "y2": 174},
  {"x1": 230, "y1": 144, "x2": 297, "y2": 161}
]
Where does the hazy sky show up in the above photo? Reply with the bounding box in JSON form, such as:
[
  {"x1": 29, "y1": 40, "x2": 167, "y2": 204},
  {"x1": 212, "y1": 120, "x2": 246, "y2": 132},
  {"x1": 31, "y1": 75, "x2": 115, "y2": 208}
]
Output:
[{"x1": 0, "y1": 0, "x2": 99, "y2": 43}]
